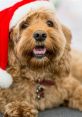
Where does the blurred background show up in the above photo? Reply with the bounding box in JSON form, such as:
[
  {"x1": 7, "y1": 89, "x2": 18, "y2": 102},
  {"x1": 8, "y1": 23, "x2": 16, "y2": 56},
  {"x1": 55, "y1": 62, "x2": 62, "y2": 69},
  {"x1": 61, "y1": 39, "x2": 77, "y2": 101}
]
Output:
[{"x1": 51, "y1": 0, "x2": 82, "y2": 51}]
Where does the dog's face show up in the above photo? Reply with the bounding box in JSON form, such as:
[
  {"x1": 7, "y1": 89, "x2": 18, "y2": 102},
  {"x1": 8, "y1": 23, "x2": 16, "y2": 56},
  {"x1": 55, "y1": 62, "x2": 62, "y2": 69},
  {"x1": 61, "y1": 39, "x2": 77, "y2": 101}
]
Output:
[{"x1": 9, "y1": 10, "x2": 71, "y2": 68}]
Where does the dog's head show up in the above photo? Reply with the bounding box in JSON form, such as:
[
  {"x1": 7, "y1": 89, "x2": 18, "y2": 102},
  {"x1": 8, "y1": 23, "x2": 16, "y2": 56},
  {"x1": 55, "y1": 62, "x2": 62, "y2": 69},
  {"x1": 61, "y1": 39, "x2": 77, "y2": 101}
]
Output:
[{"x1": 9, "y1": 9, "x2": 71, "y2": 69}]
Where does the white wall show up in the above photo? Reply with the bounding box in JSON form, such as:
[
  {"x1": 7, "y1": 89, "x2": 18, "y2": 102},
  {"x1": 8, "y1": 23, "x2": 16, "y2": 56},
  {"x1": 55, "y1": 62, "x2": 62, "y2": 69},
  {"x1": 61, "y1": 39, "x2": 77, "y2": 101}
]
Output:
[{"x1": 56, "y1": 0, "x2": 82, "y2": 51}]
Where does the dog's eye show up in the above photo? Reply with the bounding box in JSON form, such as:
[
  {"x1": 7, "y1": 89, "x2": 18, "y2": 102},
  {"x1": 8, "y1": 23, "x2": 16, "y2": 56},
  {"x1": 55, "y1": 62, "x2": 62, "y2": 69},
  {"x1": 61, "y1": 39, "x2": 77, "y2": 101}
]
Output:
[
  {"x1": 47, "y1": 20, "x2": 54, "y2": 27},
  {"x1": 20, "y1": 21, "x2": 28, "y2": 30}
]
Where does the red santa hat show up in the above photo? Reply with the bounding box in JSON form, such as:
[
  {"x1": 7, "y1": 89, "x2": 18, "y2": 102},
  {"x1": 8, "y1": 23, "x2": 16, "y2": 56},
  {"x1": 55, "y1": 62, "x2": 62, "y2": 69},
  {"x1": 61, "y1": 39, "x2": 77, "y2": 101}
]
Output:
[{"x1": 0, "y1": 0, "x2": 55, "y2": 88}]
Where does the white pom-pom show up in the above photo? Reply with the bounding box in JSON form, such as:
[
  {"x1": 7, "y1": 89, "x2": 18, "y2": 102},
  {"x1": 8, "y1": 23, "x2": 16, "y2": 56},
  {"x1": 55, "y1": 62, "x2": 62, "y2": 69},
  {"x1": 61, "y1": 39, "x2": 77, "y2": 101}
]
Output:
[{"x1": 0, "y1": 68, "x2": 13, "y2": 88}]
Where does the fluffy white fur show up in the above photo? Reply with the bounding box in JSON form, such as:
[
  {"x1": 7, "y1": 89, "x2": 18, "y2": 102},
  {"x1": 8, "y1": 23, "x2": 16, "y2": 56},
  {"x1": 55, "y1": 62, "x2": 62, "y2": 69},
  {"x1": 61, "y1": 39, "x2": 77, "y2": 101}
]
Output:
[{"x1": 0, "y1": 68, "x2": 13, "y2": 88}]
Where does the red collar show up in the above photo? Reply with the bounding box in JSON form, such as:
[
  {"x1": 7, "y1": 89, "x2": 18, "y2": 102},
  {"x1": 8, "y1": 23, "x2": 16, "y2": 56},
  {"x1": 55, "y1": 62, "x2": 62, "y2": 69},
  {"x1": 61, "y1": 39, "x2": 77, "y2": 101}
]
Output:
[{"x1": 36, "y1": 79, "x2": 54, "y2": 86}]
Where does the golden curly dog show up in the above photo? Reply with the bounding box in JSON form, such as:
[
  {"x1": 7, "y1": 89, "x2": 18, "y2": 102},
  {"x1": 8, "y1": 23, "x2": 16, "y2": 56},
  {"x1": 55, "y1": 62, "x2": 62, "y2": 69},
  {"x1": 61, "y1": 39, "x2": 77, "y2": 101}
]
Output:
[{"x1": 0, "y1": 9, "x2": 82, "y2": 117}]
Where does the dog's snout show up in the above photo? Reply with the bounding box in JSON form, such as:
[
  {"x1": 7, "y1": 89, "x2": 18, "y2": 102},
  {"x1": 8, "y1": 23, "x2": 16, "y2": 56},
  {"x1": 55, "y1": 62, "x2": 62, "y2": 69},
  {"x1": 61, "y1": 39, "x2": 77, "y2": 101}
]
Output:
[{"x1": 33, "y1": 30, "x2": 47, "y2": 41}]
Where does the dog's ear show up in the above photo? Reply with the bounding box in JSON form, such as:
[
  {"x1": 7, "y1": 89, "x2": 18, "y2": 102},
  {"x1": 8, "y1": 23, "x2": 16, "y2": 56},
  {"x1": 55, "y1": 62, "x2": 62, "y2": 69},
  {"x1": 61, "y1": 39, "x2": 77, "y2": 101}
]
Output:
[
  {"x1": 9, "y1": 29, "x2": 14, "y2": 48},
  {"x1": 8, "y1": 28, "x2": 16, "y2": 65},
  {"x1": 62, "y1": 24, "x2": 72, "y2": 45},
  {"x1": 58, "y1": 25, "x2": 72, "y2": 76}
]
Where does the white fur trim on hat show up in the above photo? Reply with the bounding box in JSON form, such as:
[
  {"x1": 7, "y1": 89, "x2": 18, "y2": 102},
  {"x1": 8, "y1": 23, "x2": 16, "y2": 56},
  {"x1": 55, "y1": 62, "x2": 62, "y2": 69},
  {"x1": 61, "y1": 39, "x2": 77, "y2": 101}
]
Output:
[
  {"x1": 10, "y1": 1, "x2": 55, "y2": 28},
  {"x1": 0, "y1": 0, "x2": 22, "y2": 11},
  {"x1": 0, "y1": 68, "x2": 13, "y2": 88}
]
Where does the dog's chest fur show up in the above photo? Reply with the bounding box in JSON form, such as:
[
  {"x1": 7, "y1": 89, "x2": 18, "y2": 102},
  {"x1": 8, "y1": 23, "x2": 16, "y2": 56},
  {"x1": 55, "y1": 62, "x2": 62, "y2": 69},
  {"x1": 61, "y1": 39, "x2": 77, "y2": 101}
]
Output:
[{"x1": 7, "y1": 67, "x2": 67, "y2": 110}]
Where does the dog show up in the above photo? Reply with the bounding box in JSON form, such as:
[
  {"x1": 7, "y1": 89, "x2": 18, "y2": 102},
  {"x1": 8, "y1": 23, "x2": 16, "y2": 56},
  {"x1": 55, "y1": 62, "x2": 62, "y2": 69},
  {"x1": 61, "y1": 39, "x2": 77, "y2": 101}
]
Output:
[{"x1": 0, "y1": 9, "x2": 82, "y2": 117}]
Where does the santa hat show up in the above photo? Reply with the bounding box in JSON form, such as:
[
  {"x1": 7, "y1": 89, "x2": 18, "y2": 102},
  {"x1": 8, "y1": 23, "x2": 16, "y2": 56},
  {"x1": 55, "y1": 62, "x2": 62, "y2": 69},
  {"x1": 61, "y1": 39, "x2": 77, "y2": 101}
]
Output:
[{"x1": 0, "y1": 0, "x2": 55, "y2": 88}]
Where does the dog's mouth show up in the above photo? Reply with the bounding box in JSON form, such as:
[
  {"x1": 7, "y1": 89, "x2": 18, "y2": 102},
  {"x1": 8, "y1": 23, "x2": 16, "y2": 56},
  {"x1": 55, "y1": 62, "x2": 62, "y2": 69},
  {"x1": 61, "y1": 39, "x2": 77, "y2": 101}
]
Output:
[
  {"x1": 33, "y1": 45, "x2": 47, "y2": 59},
  {"x1": 23, "y1": 44, "x2": 54, "y2": 60}
]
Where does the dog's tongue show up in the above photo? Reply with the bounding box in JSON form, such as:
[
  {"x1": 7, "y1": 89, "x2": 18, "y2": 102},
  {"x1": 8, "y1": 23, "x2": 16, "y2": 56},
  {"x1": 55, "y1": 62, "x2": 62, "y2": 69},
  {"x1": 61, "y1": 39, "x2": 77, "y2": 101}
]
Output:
[{"x1": 33, "y1": 48, "x2": 46, "y2": 55}]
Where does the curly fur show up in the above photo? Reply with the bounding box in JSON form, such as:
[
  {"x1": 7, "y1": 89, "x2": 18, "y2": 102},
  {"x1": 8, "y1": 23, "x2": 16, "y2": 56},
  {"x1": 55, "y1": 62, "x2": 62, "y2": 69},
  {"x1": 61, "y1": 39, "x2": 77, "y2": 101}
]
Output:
[{"x1": 0, "y1": 9, "x2": 82, "y2": 117}]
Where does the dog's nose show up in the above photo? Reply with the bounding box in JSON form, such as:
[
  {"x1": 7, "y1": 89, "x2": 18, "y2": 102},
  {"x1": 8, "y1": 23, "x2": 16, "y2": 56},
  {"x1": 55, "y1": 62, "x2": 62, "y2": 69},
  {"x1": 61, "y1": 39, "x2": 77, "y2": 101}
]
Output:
[{"x1": 33, "y1": 30, "x2": 47, "y2": 41}]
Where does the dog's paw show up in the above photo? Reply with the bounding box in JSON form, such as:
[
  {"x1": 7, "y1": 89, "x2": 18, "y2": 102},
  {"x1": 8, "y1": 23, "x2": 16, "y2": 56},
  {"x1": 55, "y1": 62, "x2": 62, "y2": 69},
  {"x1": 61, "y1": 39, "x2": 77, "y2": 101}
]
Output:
[
  {"x1": 4, "y1": 102, "x2": 38, "y2": 117},
  {"x1": 21, "y1": 102, "x2": 38, "y2": 117},
  {"x1": 4, "y1": 102, "x2": 21, "y2": 117}
]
